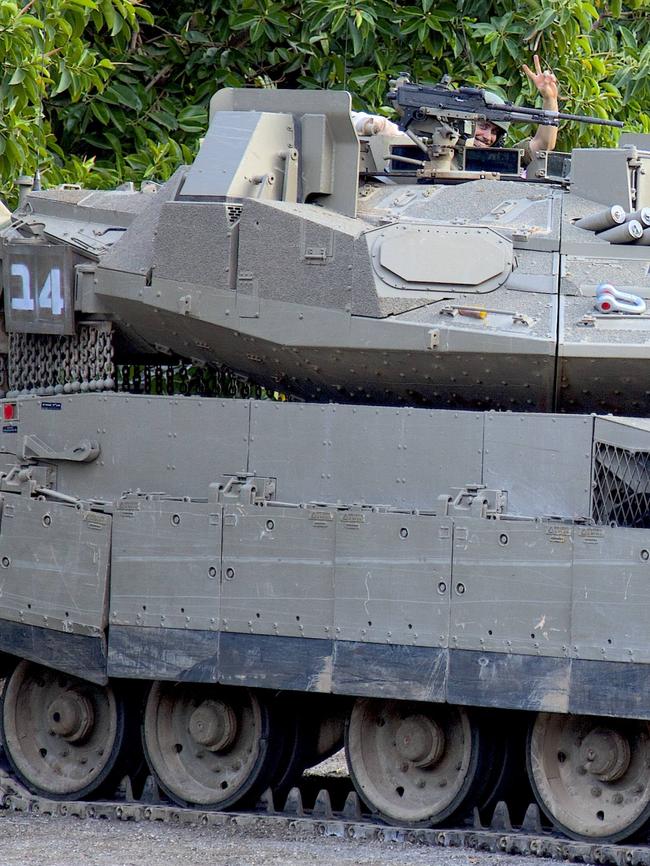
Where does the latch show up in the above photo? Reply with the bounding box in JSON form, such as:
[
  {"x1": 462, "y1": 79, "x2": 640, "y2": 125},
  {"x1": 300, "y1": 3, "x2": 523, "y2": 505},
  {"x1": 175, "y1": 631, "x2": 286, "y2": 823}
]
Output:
[
  {"x1": 210, "y1": 473, "x2": 277, "y2": 505},
  {"x1": 438, "y1": 484, "x2": 507, "y2": 519},
  {"x1": 304, "y1": 246, "x2": 327, "y2": 262}
]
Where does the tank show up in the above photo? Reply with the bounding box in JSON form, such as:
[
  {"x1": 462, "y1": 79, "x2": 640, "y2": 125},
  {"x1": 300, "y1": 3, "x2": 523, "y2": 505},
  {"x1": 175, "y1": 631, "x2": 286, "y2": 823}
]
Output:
[{"x1": 0, "y1": 84, "x2": 649, "y2": 846}]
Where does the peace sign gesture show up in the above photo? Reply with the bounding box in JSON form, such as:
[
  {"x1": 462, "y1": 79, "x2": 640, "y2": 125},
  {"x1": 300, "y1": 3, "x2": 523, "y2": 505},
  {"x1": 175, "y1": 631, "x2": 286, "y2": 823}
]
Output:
[{"x1": 522, "y1": 54, "x2": 559, "y2": 102}]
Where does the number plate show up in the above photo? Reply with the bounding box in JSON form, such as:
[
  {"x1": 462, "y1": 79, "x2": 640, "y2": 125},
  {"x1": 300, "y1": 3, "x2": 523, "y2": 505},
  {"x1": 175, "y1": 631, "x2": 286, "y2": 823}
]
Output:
[{"x1": 3, "y1": 241, "x2": 75, "y2": 335}]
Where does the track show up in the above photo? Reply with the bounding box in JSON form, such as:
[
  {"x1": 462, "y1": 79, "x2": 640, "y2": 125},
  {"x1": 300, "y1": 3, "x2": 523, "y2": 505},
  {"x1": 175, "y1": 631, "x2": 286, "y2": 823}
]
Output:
[{"x1": 3, "y1": 768, "x2": 650, "y2": 866}]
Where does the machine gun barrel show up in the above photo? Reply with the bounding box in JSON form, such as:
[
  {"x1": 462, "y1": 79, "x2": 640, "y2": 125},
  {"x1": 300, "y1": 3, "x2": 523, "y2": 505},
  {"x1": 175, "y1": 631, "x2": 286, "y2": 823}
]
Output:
[
  {"x1": 389, "y1": 82, "x2": 623, "y2": 129},
  {"x1": 495, "y1": 102, "x2": 623, "y2": 128}
]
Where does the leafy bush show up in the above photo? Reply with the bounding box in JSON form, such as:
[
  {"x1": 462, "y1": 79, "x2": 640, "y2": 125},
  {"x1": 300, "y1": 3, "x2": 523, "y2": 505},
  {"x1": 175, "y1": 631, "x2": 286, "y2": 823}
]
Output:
[{"x1": 4, "y1": 0, "x2": 650, "y2": 197}]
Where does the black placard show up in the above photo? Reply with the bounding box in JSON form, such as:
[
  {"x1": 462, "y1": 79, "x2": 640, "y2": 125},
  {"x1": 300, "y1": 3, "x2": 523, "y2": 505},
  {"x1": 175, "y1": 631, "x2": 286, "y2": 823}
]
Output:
[{"x1": 3, "y1": 241, "x2": 75, "y2": 335}]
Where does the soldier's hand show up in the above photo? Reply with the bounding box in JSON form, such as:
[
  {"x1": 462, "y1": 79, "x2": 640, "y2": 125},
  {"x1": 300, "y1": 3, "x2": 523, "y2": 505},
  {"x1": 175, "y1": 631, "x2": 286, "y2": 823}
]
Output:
[
  {"x1": 364, "y1": 116, "x2": 400, "y2": 136},
  {"x1": 522, "y1": 54, "x2": 558, "y2": 101}
]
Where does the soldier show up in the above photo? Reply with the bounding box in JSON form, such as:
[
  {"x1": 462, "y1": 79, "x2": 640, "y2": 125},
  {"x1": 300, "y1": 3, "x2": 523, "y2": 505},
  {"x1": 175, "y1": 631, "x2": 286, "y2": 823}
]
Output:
[
  {"x1": 353, "y1": 54, "x2": 560, "y2": 166},
  {"x1": 472, "y1": 55, "x2": 559, "y2": 167}
]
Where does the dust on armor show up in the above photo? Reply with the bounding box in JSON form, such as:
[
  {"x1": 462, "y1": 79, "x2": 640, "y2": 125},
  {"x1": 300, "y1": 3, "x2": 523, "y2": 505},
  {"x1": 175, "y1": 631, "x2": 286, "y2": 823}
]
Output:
[{"x1": 0, "y1": 82, "x2": 648, "y2": 847}]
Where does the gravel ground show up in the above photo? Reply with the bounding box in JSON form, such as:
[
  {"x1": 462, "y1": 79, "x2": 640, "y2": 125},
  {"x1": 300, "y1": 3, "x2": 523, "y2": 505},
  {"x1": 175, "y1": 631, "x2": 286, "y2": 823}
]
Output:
[
  {"x1": 0, "y1": 812, "x2": 551, "y2": 866},
  {"x1": 0, "y1": 751, "x2": 552, "y2": 866}
]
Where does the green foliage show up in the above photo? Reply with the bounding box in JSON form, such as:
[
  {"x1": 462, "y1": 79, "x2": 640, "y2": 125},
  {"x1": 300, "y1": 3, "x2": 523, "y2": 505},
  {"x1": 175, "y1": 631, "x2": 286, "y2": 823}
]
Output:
[
  {"x1": 78, "y1": 0, "x2": 648, "y2": 166},
  {"x1": 4, "y1": 0, "x2": 650, "y2": 196},
  {"x1": 0, "y1": 0, "x2": 150, "y2": 201},
  {"x1": 459, "y1": 0, "x2": 650, "y2": 147}
]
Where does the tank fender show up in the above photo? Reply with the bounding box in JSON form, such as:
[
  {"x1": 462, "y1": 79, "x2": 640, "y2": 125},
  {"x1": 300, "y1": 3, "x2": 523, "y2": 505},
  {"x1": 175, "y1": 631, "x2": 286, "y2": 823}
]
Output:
[{"x1": 0, "y1": 493, "x2": 110, "y2": 685}]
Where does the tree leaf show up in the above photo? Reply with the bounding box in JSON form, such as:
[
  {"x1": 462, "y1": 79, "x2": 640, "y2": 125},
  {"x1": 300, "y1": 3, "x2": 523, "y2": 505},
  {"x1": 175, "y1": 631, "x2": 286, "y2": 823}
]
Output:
[
  {"x1": 104, "y1": 81, "x2": 143, "y2": 110},
  {"x1": 52, "y1": 67, "x2": 73, "y2": 96},
  {"x1": 535, "y1": 8, "x2": 557, "y2": 30},
  {"x1": 9, "y1": 68, "x2": 26, "y2": 86}
]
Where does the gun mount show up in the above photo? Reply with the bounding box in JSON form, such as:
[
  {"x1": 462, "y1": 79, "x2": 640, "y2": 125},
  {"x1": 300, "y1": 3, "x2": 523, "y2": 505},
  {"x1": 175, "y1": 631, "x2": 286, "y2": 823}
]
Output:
[{"x1": 381, "y1": 76, "x2": 623, "y2": 176}]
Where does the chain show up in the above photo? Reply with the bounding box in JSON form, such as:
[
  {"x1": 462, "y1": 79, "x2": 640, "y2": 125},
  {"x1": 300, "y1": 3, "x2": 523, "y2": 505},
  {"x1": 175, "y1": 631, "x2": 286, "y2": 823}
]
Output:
[
  {"x1": 0, "y1": 353, "x2": 7, "y2": 396},
  {"x1": 7, "y1": 324, "x2": 115, "y2": 397},
  {"x1": 6, "y1": 326, "x2": 287, "y2": 401}
]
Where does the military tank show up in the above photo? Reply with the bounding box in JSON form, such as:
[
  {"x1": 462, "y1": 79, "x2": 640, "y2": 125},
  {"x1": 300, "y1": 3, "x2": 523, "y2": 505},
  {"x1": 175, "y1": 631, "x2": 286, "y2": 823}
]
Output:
[{"x1": 1, "y1": 82, "x2": 650, "y2": 847}]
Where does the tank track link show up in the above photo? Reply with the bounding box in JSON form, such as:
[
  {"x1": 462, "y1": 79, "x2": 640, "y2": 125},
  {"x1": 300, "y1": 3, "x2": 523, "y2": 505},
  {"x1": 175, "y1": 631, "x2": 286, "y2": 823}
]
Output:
[{"x1": 3, "y1": 770, "x2": 650, "y2": 866}]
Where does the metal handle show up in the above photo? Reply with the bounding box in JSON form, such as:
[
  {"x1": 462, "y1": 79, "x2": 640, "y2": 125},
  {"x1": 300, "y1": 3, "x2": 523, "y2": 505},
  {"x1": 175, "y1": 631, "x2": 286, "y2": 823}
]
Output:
[{"x1": 21, "y1": 435, "x2": 100, "y2": 463}]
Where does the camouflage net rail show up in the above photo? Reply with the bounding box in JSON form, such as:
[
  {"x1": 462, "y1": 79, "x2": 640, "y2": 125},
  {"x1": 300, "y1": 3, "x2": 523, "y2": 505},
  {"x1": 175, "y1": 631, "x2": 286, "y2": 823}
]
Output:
[{"x1": 3, "y1": 771, "x2": 650, "y2": 866}]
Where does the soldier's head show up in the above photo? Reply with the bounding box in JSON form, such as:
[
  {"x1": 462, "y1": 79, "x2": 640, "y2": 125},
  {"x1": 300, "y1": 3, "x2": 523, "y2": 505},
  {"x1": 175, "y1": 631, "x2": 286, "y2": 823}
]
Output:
[
  {"x1": 474, "y1": 92, "x2": 510, "y2": 147},
  {"x1": 473, "y1": 120, "x2": 502, "y2": 148}
]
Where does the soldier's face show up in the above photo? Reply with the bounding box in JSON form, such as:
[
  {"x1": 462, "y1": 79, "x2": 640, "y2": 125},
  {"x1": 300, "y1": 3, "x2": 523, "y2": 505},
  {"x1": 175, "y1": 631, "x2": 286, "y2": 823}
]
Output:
[{"x1": 474, "y1": 121, "x2": 500, "y2": 147}]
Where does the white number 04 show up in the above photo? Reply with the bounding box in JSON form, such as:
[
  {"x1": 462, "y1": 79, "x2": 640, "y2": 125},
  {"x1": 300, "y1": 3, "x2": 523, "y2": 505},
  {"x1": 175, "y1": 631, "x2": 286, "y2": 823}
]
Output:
[{"x1": 10, "y1": 264, "x2": 64, "y2": 315}]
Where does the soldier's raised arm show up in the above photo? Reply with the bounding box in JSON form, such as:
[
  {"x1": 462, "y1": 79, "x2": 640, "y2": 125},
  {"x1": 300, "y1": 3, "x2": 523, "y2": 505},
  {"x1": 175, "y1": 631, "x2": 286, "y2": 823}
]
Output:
[{"x1": 522, "y1": 54, "x2": 560, "y2": 154}]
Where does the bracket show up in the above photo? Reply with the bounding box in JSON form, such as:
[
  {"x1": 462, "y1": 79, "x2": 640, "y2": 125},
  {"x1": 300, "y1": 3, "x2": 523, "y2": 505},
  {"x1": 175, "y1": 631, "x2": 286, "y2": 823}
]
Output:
[{"x1": 439, "y1": 484, "x2": 508, "y2": 519}]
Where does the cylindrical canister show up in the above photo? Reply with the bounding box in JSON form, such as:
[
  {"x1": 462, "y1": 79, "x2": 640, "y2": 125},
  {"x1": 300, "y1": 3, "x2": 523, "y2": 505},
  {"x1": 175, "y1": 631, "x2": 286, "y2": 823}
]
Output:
[
  {"x1": 575, "y1": 205, "x2": 626, "y2": 232},
  {"x1": 597, "y1": 220, "x2": 644, "y2": 243},
  {"x1": 627, "y1": 208, "x2": 650, "y2": 228},
  {"x1": 635, "y1": 227, "x2": 650, "y2": 246}
]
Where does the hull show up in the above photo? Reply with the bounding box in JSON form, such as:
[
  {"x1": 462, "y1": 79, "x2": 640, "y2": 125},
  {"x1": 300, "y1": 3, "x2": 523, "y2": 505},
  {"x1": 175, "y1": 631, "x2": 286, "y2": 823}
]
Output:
[{"x1": 0, "y1": 392, "x2": 646, "y2": 721}]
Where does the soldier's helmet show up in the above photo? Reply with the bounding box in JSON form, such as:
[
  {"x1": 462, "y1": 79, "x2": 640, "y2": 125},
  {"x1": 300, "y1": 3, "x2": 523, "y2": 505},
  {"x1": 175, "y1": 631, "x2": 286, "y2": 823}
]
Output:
[{"x1": 482, "y1": 91, "x2": 510, "y2": 136}]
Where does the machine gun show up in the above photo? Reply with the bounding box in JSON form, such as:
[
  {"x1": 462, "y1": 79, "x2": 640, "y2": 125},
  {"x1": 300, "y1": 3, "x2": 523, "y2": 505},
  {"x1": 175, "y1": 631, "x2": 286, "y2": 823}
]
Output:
[
  {"x1": 384, "y1": 76, "x2": 623, "y2": 178},
  {"x1": 388, "y1": 77, "x2": 623, "y2": 133}
]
